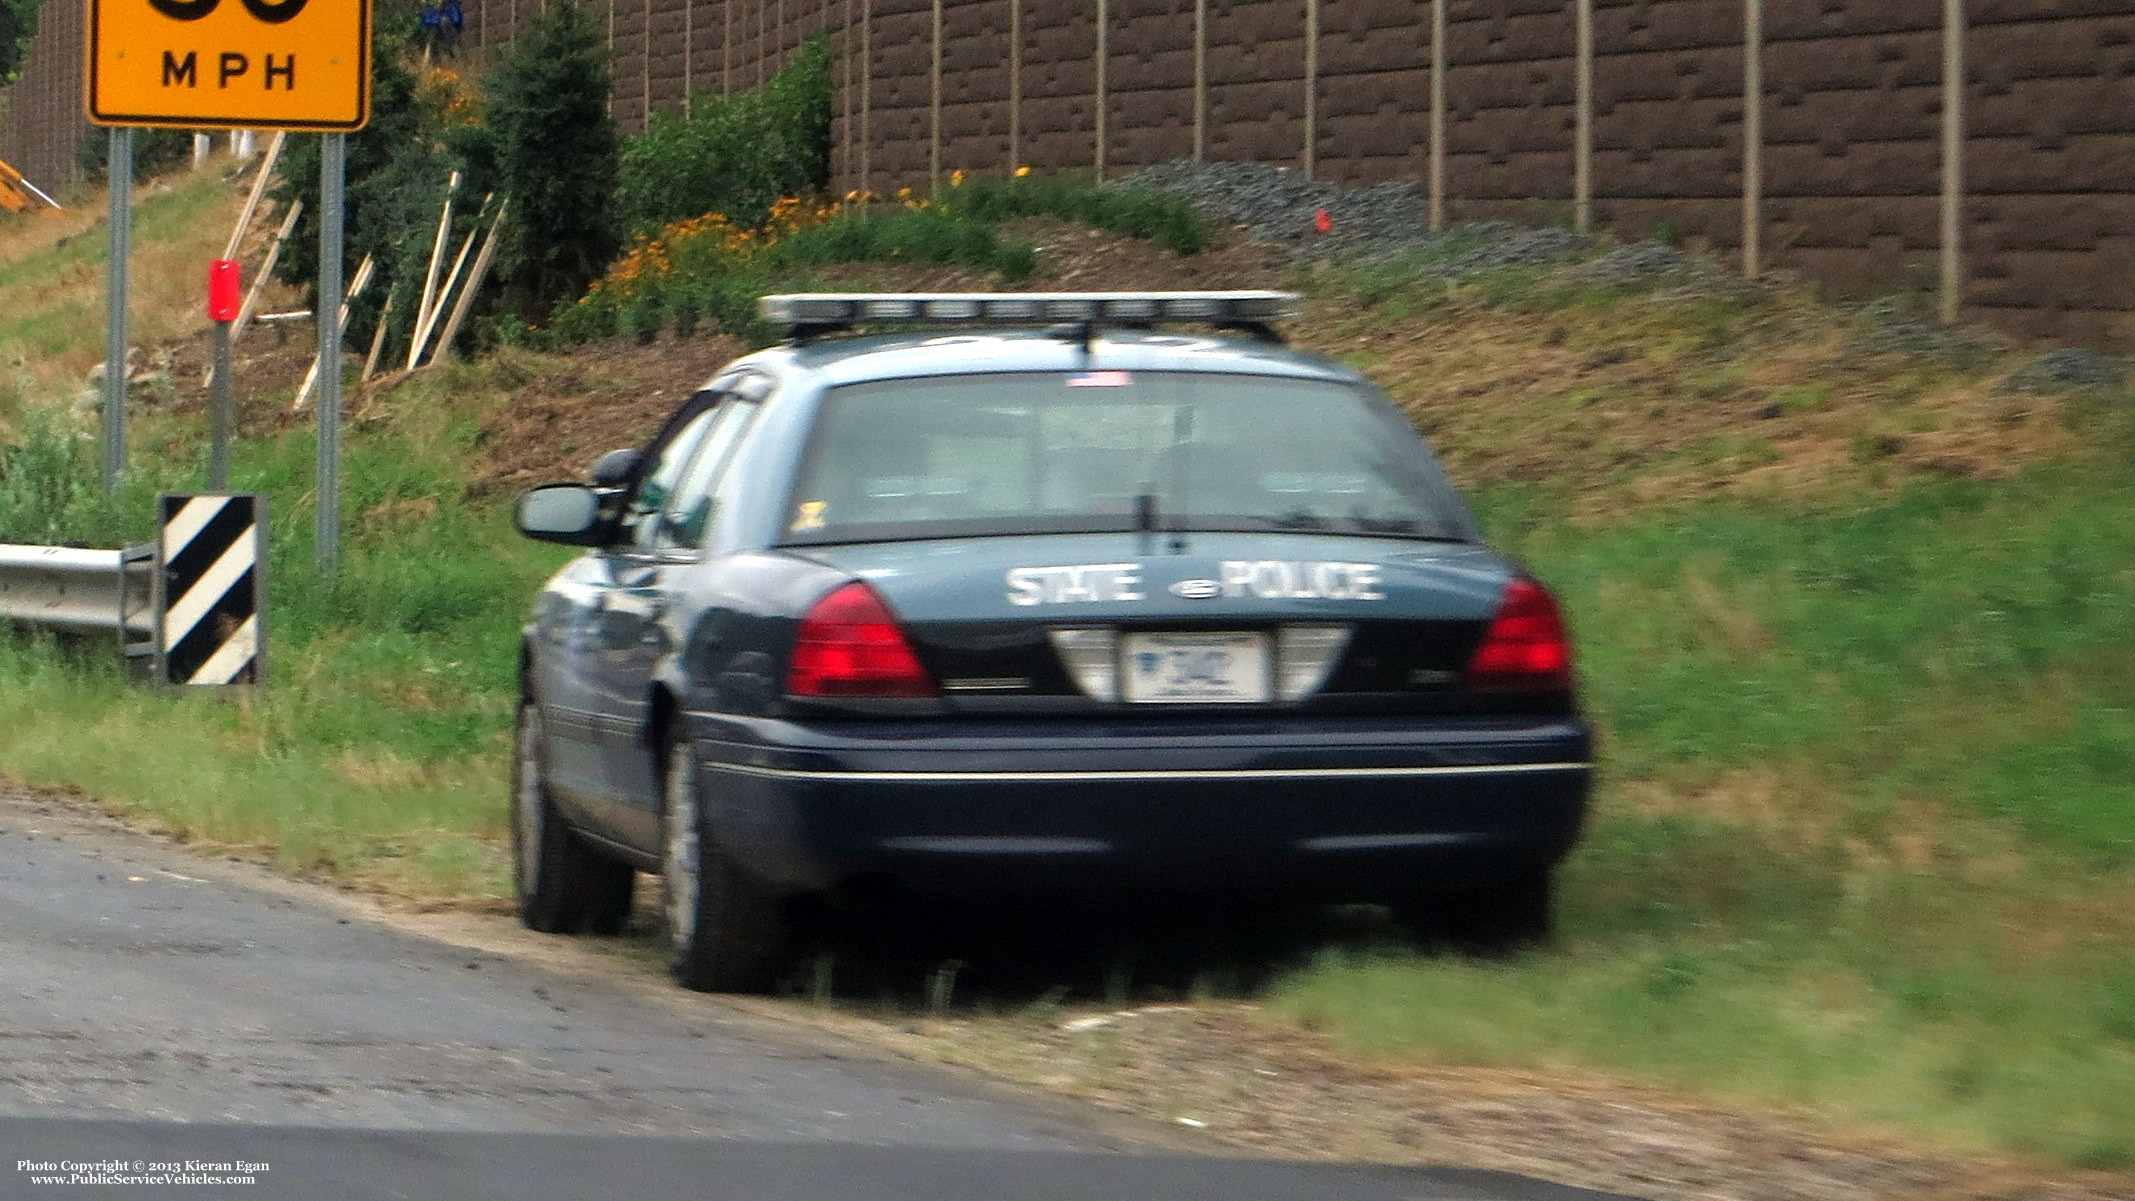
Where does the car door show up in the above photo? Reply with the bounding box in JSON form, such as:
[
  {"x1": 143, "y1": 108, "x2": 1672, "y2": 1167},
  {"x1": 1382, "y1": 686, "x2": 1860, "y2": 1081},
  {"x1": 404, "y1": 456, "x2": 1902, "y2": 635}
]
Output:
[
  {"x1": 586, "y1": 381, "x2": 769, "y2": 853},
  {"x1": 540, "y1": 395, "x2": 721, "y2": 835}
]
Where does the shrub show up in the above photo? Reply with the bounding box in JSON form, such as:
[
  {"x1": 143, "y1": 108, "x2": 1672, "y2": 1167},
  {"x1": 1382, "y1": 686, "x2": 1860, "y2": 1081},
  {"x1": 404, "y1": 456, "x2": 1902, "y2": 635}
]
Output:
[
  {"x1": 947, "y1": 172, "x2": 1208, "y2": 256},
  {"x1": 616, "y1": 40, "x2": 831, "y2": 234},
  {"x1": 452, "y1": 0, "x2": 619, "y2": 323},
  {"x1": 551, "y1": 195, "x2": 1040, "y2": 346}
]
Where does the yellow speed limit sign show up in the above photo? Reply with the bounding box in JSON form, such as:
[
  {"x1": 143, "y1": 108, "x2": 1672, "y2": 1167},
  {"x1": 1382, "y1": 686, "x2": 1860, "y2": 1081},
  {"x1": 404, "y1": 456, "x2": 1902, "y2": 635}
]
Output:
[{"x1": 87, "y1": 0, "x2": 370, "y2": 130}]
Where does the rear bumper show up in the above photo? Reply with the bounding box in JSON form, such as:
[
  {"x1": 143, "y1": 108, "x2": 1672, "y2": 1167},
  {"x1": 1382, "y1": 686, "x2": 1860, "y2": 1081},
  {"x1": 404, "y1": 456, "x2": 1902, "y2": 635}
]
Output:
[{"x1": 684, "y1": 712, "x2": 1592, "y2": 898}]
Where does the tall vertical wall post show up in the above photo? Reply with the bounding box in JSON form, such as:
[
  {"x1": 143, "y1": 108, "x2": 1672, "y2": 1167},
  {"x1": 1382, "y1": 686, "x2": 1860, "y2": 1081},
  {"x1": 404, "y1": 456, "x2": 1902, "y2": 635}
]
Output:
[
  {"x1": 102, "y1": 127, "x2": 132, "y2": 495},
  {"x1": 1941, "y1": 0, "x2": 1965, "y2": 325},
  {"x1": 1009, "y1": 0, "x2": 1022, "y2": 168},
  {"x1": 1303, "y1": 0, "x2": 1319, "y2": 177},
  {"x1": 929, "y1": 0, "x2": 942, "y2": 189},
  {"x1": 841, "y1": 0, "x2": 853, "y2": 181},
  {"x1": 1574, "y1": 0, "x2": 1592, "y2": 233},
  {"x1": 1743, "y1": 0, "x2": 1763, "y2": 276},
  {"x1": 1193, "y1": 0, "x2": 1207, "y2": 161},
  {"x1": 1094, "y1": 0, "x2": 1108, "y2": 180},
  {"x1": 1429, "y1": 0, "x2": 1446, "y2": 232},
  {"x1": 860, "y1": 0, "x2": 872, "y2": 194},
  {"x1": 316, "y1": 134, "x2": 346, "y2": 576}
]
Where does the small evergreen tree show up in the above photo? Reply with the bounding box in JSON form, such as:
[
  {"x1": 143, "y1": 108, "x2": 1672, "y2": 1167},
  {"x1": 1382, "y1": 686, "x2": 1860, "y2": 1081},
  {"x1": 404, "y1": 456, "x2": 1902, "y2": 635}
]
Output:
[
  {"x1": 269, "y1": 41, "x2": 431, "y2": 333},
  {"x1": 454, "y1": 0, "x2": 619, "y2": 322}
]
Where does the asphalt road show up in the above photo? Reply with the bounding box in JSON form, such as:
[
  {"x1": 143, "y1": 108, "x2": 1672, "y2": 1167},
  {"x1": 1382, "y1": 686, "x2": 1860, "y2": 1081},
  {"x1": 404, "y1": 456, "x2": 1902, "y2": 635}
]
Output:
[{"x1": 0, "y1": 786, "x2": 1635, "y2": 1201}]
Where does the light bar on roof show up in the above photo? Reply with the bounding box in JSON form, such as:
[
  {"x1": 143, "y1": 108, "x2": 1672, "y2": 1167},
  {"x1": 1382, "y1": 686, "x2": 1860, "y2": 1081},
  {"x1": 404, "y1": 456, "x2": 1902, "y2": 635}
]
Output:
[{"x1": 759, "y1": 291, "x2": 1303, "y2": 331}]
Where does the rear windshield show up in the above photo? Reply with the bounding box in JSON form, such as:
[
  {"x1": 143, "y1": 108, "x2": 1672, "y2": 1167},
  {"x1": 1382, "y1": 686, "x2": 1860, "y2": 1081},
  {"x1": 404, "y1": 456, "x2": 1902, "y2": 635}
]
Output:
[{"x1": 779, "y1": 371, "x2": 1475, "y2": 545}]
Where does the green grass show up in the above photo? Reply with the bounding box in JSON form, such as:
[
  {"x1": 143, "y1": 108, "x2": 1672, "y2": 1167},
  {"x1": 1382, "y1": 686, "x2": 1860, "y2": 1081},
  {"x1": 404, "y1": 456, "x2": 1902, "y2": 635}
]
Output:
[
  {"x1": 1268, "y1": 409, "x2": 2135, "y2": 1167},
  {"x1": 0, "y1": 366, "x2": 567, "y2": 897}
]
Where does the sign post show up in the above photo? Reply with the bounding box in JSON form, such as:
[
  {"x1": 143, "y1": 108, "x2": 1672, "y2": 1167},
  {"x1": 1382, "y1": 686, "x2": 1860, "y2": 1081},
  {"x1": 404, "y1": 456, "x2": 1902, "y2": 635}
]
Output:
[
  {"x1": 87, "y1": 0, "x2": 371, "y2": 571},
  {"x1": 102, "y1": 128, "x2": 132, "y2": 495},
  {"x1": 207, "y1": 259, "x2": 241, "y2": 489},
  {"x1": 316, "y1": 133, "x2": 344, "y2": 576}
]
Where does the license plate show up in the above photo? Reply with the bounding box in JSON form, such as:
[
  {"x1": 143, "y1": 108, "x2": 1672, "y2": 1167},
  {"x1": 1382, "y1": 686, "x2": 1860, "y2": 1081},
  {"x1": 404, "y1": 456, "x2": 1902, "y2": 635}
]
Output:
[{"x1": 1121, "y1": 632, "x2": 1271, "y2": 704}]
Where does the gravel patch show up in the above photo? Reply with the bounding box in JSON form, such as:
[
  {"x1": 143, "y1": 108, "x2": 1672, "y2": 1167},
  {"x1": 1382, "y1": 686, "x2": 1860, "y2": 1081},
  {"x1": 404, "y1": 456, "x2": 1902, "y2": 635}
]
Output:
[
  {"x1": 1996, "y1": 348, "x2": 2128, "y2": 395},
  {"x1": 1113, "y1": 161, "x2": 1606, "y2": 272},
  {"x1": 1112, "y1": 161, "x2": 1728, "y2": 288}
]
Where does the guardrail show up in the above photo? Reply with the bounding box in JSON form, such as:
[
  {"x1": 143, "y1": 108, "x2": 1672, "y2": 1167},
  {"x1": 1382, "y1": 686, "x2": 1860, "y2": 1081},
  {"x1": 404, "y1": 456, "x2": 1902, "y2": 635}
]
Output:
[{"x1": 0, "y1": 543, "x2": 155, "y2": 641}]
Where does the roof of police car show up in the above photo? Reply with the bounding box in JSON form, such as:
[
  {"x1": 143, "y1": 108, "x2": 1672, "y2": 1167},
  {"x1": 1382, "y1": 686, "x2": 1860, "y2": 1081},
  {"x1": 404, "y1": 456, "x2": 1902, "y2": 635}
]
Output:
[{"x1": 723, "y1": 328, "x2": 1366, "y2": 390}]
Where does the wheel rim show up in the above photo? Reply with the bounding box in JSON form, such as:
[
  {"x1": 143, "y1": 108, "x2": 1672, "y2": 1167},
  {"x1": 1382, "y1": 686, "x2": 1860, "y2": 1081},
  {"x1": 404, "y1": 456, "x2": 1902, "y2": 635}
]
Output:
[
  {"x1": 512, "y1": 705, "x2": 545, "y2": 902},
  {"x1": 664, "y1": 746, "x2": 701, "y2": 950}
]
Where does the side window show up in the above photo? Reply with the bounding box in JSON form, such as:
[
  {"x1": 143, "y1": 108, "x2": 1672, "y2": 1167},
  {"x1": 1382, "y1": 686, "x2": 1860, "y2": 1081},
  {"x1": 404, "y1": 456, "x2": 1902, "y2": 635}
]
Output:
[
  {"x1": 622, "y1": 406, "x2": 718, "y2": 545},
  {"x1": 642, "y1": 402, "x2": 761, "y2": 551}
]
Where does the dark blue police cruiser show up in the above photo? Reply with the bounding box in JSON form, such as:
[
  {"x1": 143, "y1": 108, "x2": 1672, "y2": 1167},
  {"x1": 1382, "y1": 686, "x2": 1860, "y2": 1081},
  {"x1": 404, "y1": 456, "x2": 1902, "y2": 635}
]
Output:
[{"x1": 512, "y1": 292, "x2": 1591, "y2": 991}]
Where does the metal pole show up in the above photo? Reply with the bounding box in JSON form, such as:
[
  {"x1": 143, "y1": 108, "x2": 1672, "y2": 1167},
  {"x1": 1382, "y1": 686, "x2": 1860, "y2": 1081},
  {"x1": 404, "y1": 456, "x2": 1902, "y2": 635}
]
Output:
[
  {"x1": 1192, "y1": 0, "x2": 1206, "y2": 161},
  {"x1": 930, "y1": 0, "x2": 942, "y2": 190},
  {"x1": 316, "y1": 134, "x2": 346, "y2": 576},
  {"x1": 1095, "y1": 0, "x2": 1108, "y2": 180},
  {"x1": 1430, "y1": 0, "x2": 1446, "y2": 232},
  {"x1": 1010, "y1": 0, "x2": 1022, "y2": 169},
  {"x1": 842, "y1": 0, "x2": 853, "y2": 182},
  {"x1": 1303, "y1": 0, "x2": 1318, "y2": 178},
  {"x1": 209, "y1": 321, "x2": 232, "y2": 490},
  {"x1": 1941, "y1": 0, "x2": 1965, "y2": 324},
  {"x1": 1743, "y1": 0, "x2": 1762, "y2": 277},
  {"x1": 102, "y1": 127, "x2": 132, "y2": 495},
  {"x1": 1574, "y1": 0, "x2": 1592, "y2": 233},
  {"x1": 860, "y1": 0, "x2": 871, "y2": 195}
]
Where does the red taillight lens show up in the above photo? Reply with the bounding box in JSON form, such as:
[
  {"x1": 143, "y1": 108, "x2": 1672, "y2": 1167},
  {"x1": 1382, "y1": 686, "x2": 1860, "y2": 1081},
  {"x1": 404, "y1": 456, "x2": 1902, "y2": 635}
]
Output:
[
  {"x1": 786, "y1": 581, "x2": 937, "y2": 698},
  {"x1": 1462, "y1": 578, "x2": 1573, "y2": 691}
]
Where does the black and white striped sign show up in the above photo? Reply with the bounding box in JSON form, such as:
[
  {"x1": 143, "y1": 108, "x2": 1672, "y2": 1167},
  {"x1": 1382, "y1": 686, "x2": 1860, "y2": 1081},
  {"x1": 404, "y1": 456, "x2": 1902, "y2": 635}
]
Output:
[{"x1": 158, "y1": 493, "x2": 265, "y2": 687}]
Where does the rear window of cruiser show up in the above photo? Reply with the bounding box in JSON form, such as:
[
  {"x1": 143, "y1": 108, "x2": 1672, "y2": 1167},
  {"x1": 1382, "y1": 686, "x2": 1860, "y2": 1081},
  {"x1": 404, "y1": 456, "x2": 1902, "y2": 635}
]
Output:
[{"x1": 780, "y1": 372, "x2": 1480, "y2": 546}]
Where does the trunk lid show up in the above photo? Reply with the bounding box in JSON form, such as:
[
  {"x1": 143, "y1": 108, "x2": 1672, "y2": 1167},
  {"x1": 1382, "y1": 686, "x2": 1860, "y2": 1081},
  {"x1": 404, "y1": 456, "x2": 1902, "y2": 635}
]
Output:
[{"x1": 794, "y1": 533, "x2": 1550, "y2": 715}]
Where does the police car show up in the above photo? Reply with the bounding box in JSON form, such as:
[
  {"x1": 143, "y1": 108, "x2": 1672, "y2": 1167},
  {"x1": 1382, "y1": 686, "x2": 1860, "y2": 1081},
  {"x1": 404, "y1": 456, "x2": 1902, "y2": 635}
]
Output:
[{"x1": 512, "y1": 292, "x2": 1592, "y2": 991}]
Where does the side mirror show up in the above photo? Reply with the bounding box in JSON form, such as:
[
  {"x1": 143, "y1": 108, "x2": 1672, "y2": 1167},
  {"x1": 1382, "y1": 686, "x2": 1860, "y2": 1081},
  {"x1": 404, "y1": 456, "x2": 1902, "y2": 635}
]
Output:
[
  {"x1": 588, "y1": 447, "x2": 642, "y2": 489},
  {"x1": 515, "y1": 483, "x2": 609, "y2": 546}
]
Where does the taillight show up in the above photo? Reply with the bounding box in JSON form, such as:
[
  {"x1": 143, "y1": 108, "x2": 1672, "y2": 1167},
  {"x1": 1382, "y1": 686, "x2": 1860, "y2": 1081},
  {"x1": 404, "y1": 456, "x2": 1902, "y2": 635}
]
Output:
[
  {"x1": 786, "y1": 581, "x2": 937, "y2": 698},
  {"x1": 1462, "y1": 578, "x2": 1573, "y2": 691}
]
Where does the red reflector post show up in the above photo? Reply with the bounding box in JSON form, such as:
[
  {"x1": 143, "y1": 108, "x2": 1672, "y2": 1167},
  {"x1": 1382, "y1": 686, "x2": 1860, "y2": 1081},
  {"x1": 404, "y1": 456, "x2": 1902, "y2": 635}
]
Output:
[
  {"x1": 208, "y1": 259, "x2": 242, "y2": 323},
  {"x1": 1462, "y1": 578, "x2": 1573, "y2": 691},
  {"x1": 786, "y1": 581, "x2": 937, "y2": 698}
]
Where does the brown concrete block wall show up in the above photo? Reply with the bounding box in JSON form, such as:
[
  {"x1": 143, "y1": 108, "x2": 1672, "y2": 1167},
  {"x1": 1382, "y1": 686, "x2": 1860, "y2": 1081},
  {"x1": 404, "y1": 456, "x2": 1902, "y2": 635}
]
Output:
[
  {"x1": 0, "y1": 0, "x2": 87, "y2": 190},
  {"x1": 14, "y1": 0, "x2": 2135, "y2": 339}
]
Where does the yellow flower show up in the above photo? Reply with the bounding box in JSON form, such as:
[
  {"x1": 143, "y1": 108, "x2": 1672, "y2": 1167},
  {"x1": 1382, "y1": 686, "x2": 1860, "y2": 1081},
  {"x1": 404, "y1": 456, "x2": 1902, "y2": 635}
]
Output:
[
  {"x1": 950, "y1": 169, "x2": 966, "y2": 187},
  {"x1": 1014, "y1": 165, "x2": 1031, "y2": 177}
]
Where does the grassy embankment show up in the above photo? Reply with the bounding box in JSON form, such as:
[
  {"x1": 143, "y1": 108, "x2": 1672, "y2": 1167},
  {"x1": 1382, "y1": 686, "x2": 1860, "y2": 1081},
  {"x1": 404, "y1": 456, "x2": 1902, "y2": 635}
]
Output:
[{"x1": 2, "y1": 169, "x2": 2132, "y2": 1169}]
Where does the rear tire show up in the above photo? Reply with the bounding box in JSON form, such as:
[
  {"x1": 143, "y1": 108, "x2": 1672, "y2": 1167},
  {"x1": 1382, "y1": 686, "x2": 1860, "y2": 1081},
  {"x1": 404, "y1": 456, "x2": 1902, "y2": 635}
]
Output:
[
  {"x1": 512, "y1": 701, "x2": 636, "y2": 935},
  {"x1": 1393, "y1": 868, "x2": 1555, "y2": 956},
  {"x1": 663, "y1": 740, "x2": 786, "y2": 992}
]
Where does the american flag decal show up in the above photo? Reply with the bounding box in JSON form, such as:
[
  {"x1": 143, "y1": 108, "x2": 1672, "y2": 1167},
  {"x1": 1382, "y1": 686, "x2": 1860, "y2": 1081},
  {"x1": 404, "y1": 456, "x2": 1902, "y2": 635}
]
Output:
[{"x1": 157, "y1": 494, "x2": 266, "y2": 687}]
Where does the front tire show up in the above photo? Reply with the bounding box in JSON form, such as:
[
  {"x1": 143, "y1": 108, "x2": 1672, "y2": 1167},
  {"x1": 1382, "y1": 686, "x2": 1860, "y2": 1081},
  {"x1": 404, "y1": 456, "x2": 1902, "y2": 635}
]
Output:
[
  {"x1": 662, "y1": 740, "x2": 786, "y2": 992},
  {"x1": 512, "y1": 701, "x2": 636, "y2": 935}
]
